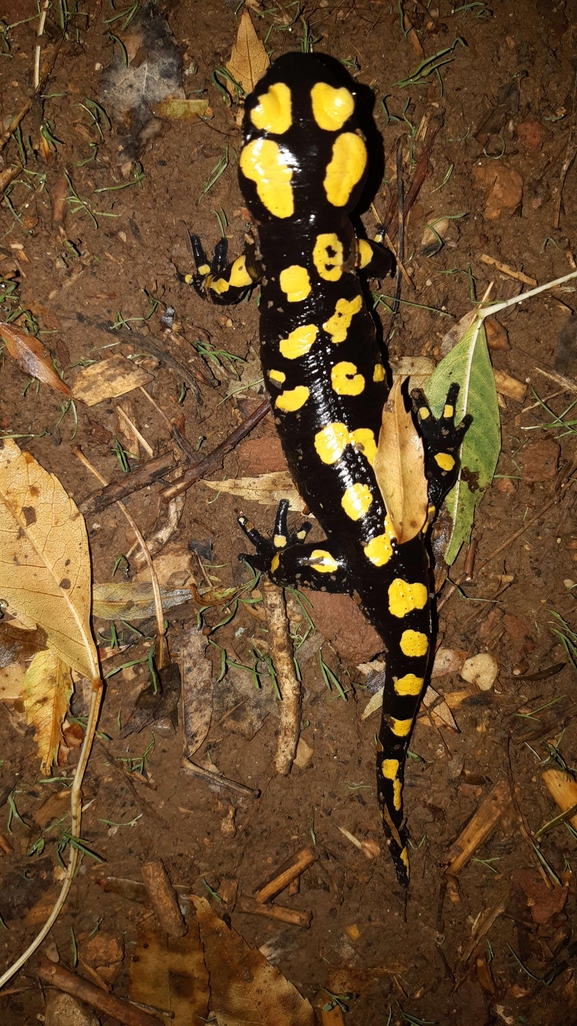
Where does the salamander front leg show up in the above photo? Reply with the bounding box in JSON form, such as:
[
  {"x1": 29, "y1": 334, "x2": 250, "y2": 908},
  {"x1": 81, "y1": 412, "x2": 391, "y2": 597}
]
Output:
[
  {"x1": 412, "y1": 382, "x2": 472, "y2": 514},
  {"x1": 239, "y1": 500, "x2": 351, "y2": 592},
  {"x1": 183, "y1": 232, "x2": 262, "y2": 304}
]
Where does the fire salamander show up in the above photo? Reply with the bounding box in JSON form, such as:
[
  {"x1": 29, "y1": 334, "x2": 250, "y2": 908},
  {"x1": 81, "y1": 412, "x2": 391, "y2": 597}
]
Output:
[{"x1": 189, "y1": 52, "x2": 470, "y2": 886}]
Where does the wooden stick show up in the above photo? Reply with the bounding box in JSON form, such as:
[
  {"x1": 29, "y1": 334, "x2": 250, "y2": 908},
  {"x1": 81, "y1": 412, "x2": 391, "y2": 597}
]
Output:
[
  {"x1": 237, "y1": 896, "x2": 312, "y2": 928},
  {"x1": 443, "y1": 778, "x2": 510, "y2": 878},
  {"x1": 254, "y1": 847, "x2": 317, "y2": 903},
  {"x1": 261, "y1": 579, "x2": 302, "y2": 776},
  {"x1": 479, "y1": 254, "x2": 537, "y2": 286},
  {"x1": 36, "y1": 956, "x2": 163, "y2": 1026},
  {"x1": 141, "y1": 861, "x2": 187, "y2": 938}
]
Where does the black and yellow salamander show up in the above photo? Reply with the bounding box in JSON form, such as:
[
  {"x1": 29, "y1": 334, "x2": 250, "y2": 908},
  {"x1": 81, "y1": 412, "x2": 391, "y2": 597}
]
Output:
[{"x1": 189, "y1": 52, "x2": 470, "y2": 886}]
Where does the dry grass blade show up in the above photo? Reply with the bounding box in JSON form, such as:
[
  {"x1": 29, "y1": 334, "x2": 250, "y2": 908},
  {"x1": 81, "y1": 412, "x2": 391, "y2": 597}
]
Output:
[
  {"x1": 374, "y1": 377, "x2": 427, "y2": 542},
  {"x1": 226, "y1": 10, "x2": 269, "y2": 94},
  {"x1": 0, "y1": 322, "x2": 72, "y2": 397}
]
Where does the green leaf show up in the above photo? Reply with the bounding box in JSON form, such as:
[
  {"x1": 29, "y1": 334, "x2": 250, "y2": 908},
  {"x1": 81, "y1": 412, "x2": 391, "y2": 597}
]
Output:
[{"x1": 424, "y1": 311, "x2": 501, "y2": 564}]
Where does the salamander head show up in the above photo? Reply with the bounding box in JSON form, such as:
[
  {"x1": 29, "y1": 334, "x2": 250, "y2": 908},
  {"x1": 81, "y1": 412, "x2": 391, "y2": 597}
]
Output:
[{"x1": 239, "y1": 52, "x2": 368, "y2": 225}]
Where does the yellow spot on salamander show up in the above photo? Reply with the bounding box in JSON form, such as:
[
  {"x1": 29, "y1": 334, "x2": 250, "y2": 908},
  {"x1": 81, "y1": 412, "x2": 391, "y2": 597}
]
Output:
[
  {"x1": 373, "y1": 363, "x2": 385, "y2": 382},
  {"x1": 314, "y1": 423, "x2": 376, "y2": 466},
  {"x1": 364, "y1": 533, "x2": 393, "y2": 567},
  {"x1": 310, "y1": 82, "x2": 355, "y2": 131},
  {"x1": 400, "y1": 847, "x2": 409, "y2": 869},
  {"x1": 198, "y1": 263, "x2": 211, "y2": 276},
  {"x1": 388, "y1": 716, "x2": 413, "y2": 737},
  {"x1": 443, "y1": 404, "x2": 454, "y2": 418},
  {"x1": 312, "y1": 233, "x2": 344, "y2": 281},
  {"x1": 275, "y1": 385, "x2": 310, "y2": 412},
  {"x1": 388, "y1": 579, "x2": 428, "y2": 618},
  {"x1": 324, "y1": 132, "x2": 367, "y2": 207},
  {"x1": 393, "y1": 778, "x2": 402, "y2": 810},
  {"x1": 279, "y1": 264, "x2": 311, "y2": 302},
  {"x1": 323, "y1": 294, "x2": 363, "y2": 343},
  {"x1": 419, "y1": 407, "x2": 430, "y2": 420},
  {"x1": 279, "y1": 323, "x2": 318, "y2": 359},
  {"x1": 331, "y1": 360, "x2": 365, "y2": 396},
  {"x1": 209, "y1": 277, "x2": 230, "y2": 295},
  {"x1": 270, "y1": 553, "x2": 280, "y2": 573},
  {"x1": 297, "y1": 529, "x2": 307, "y2": 540},
  {"x1": 357, "y1": 238, "x2": 372, "y2": 269},
  {"x1": 435, "y1": 452, "x2": 456, "y2": 472},
  {"x1": 250, "y1": 81, "x2": 292, "y2": 135},
  {"x1": 273, "y1": 534, "x2": 286, "y2": 548},
  {"x1": 229, "y1": 255, "x2": 253, "y2": 289},
  {"x1": 381, "y1": 758, "x2": 399, "y2": 779},
  {"x1": 400, "y1": 630, "x2": 429, "y2": 658},
  {"x1": 341, "y1": 482, "x2": 373, "y2": 521},
  {"x1": 268, "y1": 369, "x2": 286, "y2": 385},
  {"x1": 308, "y1": 549, "x2": 339, "y2": 573},
  {"x1": 239, "y1": 138, "x2": 294, "y2": 219},
  {"x1": 394, "y1": 673, "x2": 424, "y2": 697}
]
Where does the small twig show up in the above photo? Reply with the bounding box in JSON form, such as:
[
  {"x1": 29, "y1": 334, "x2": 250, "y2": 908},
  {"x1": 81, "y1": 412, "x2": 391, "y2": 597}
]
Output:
[
  {"x1": 253, "y1": 847, "x2": 317, "y2": 903},
  {"x1": 160, "y1": 399, "x2": 270, "y2": 501},
  {"x1": 479, "y1": 254, "x2": 537, "y2": 286},
  {"x1": 181, "y1": 757, "x2": 261, "y2": 798},
  {"x1": 34, "y1": 1, "x2": 50, "y2": 90},
  {"x1": 237, "y1": 895, "x2": 312, "y2": 927},
  {"x1": 141, "y1": 861, "x2": 187, "y2": 938},
  {"x1": 0, "y1": 33, "x2": 64, "y2": 152},
  {"x1": 79, "y1": 451, "x2": 176, "y2": 516},
  {"x1": 36, "y1": 956, "x2": 162, "y2": 1026}
]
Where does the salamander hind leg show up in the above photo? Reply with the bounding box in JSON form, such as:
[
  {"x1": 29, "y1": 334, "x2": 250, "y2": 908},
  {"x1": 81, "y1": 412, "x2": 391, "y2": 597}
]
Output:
[
  {"x1": 239, "y1": 499, "x2": 350, "y2": 592},
  {"x1": 412, "y1": 382, "x2": 472, "y2": 513}
]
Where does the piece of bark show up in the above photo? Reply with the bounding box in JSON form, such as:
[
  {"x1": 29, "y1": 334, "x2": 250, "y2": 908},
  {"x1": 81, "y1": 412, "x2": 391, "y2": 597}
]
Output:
[
  {"x1": 443, "y1": 778, "x2": 510, "y2": 877},
  {"x1": 261, "y1": 579, "x2": 302, "y2": 775},
  {"x1": 141, "y1": 860, "x2": 187, "y2": 938},
  {"x1": 254, "y1": 847, "x2": 317, "y2": 903}
]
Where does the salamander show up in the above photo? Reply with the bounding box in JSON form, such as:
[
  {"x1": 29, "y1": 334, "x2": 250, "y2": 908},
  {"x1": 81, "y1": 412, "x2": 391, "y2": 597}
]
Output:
[{"x1": 189, "y1": 52, "x2": 469, "y2": 886}]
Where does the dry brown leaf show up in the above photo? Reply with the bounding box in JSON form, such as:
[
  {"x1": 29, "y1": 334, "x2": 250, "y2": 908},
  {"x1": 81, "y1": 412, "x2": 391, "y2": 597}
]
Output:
[
  {"x1": 23, "y1": 649, "x2": 73, "y2": 772},
  {"x1": 226, "y1": 10, "x2": 269, "y2": 95},
  {"x1": 71, "y1": 354, "x2": 153, "y2": 406},
  {"x1": 204, "y1": 472, "x2": 306, "y2": 511},
  {"x1": 129, "y1": 915, "x2": 209, "y2": 1026},
  {"x1": 374, "y1": 378, "x2": 427, "y2": 543},
  {"x1": 0, "y1": 322, "x2": 72, "y2": 397},
  {"x1": 192, "y1": 895, "x2": 315, "y2": 1026},
  {"x1": 420, "y1": 686, "x2": 459, "y2": 731},
  {"x1": 92, "y1": 582, "x2": 191, "y2": 620},
  {"x1": 0, "y1": 439, "x2": 99, "y2": 679}
]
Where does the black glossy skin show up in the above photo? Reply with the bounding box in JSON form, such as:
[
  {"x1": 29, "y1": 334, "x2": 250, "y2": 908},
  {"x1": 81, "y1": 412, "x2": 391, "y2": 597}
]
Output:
[{"x1": 190, "y1": 52, "x2": 469, "y2": 886}]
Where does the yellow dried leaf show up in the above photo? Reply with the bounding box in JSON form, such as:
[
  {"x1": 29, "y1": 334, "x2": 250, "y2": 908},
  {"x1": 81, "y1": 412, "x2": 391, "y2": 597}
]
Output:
[
  {"x1": 374, "y1": 378, "x2": 427, "y2": 543},
  {"x1": 71, "y1": 354, "x2": 153, "y2": 406},
  {"x1": 130, "y1": 916, "x2": 209, "y2": 1026},
  {"x1": 0, "y1": 439, "x2": 98, "y2": 679},
  {"x1": 204, "y1": 471, "x2": 306, "y2": 511},
  {"x1": 152, "y1": 97, "x2": 210, "y2": 120},
  {"x1": 0, "y1": 322, "x2": 72, "y2": 397},
  {"x1": 226, "y1": 10, "x2": 269, "y2": 95},
  {"x1": 192, "y1": 895, "x2": 315, "y2": 1026},
  {"x1": 23, "y1": 650, "x2": 73, "y2": 772}
]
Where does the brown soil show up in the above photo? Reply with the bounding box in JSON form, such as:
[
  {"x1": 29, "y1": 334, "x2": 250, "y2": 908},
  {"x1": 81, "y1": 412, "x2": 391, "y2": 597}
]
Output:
[{"x1": 1, "y1": 1, "x2": 577, "y2": 1024}]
